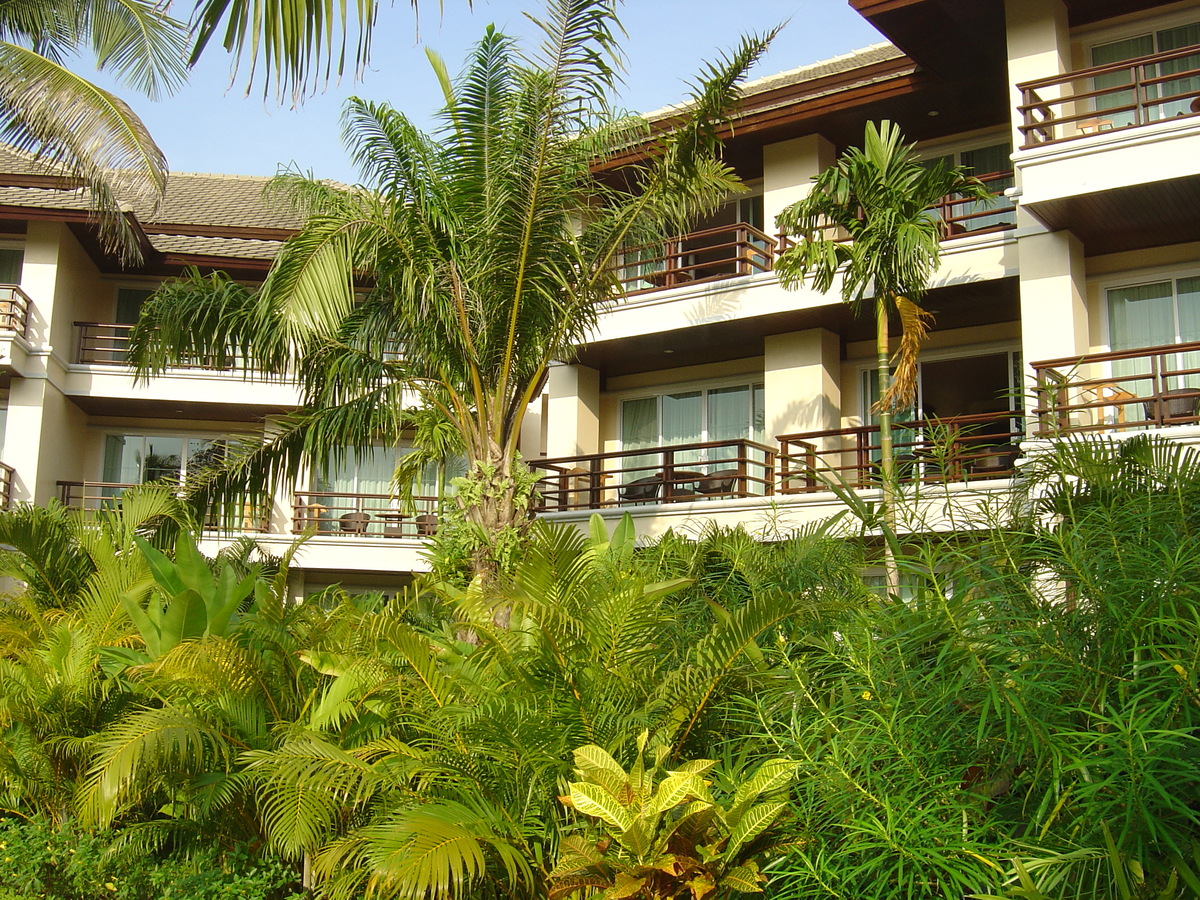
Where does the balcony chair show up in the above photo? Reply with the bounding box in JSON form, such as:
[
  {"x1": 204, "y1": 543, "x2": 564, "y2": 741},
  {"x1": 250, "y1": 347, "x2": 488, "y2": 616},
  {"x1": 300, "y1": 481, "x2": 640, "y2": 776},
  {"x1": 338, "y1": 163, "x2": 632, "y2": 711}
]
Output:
[
  {"x1": 415, "y1": 513, "x2": 439, "y2": 536},
  {"x1": 1143, "y1": 388, "x2": 1200, "y2": 424},
  {"x1": 339, "y1": 511, "x2": 371, "y2": 534},
  {"x1": 619, "y1": 475, "x2": 661, "y2": 503},
  {"x1": 694, "y1": 469, "x2": 740, "y2": 498},
  {"x1": 969, "y1": 444, "x2": 1020, "y2": 477}
]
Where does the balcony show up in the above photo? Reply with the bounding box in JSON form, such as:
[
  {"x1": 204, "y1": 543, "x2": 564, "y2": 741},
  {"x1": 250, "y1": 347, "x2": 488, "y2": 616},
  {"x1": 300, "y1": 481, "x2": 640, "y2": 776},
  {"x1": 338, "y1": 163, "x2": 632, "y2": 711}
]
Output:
[
  {"x1": 75, "y1": 322, "x2": 245, "y2": 369},
  {"x1": 777, "y1": 411, "x2": 1023, "y2": 493},
  {"x1": 1018, "y1": 45, "x2": 1200, "y2": 149},
  {"x1": 0, "y1": 286, "x2": 29, "y2": 337},
  {"x1": 292, "y1": 490, "x2": 440, "y2": 539},
  {"x1": 57, "y1": 481, "x2": 270, "y2": 533},
  {"x1": 0, "y1": 462, "x2": 14, "y2": 508},
  {"x1": 615, "y1": 223, "x2": 776, "y2": 296},
  {"x1": 610, "y1": 187, "x2": 1015, "y2": 305},
  {"x1": 65, "y1": 323, "x2": 298, "y2": 419},
  {"x1": 530, "y1": 439, "x2": 777, "y2": 511},
  {"x1": 1031, "y1": 341, "x2": 1200, "y2": 434},
  {"x1": 1013, "y1": 45, "x2": 1200, "y2": 254}
]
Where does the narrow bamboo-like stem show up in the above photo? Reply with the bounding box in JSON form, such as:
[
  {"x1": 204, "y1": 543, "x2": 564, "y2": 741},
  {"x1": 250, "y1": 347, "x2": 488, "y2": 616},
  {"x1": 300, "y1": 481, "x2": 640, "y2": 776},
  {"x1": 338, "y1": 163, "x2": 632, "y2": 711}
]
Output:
[{"x1": 876, "y1": 299, "x2": 899, "y2": 592}]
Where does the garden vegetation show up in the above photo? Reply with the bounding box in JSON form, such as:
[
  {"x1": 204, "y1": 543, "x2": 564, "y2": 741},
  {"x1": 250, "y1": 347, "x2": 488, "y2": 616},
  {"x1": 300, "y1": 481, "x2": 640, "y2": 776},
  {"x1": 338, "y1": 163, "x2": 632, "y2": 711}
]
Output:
[{"x1": 0, "y1": 435, "x2": 1197, "y2": 898}]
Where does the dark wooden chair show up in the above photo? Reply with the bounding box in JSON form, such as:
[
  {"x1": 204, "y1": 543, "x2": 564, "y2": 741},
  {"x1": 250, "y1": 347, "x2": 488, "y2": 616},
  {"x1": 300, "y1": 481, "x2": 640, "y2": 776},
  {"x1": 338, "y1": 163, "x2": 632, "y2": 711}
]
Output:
[
  {"x1": 339, "y1": 511, "x2": 371, "y2": 534},
  {"x1": 619, "y1": 475, "x2": 661, "y2": 503}
]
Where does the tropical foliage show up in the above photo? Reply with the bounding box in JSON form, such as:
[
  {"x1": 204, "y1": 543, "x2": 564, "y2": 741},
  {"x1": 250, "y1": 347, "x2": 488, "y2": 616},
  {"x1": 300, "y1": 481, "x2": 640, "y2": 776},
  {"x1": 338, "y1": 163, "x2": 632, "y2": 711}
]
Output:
[
  {"x1": 128, "y1": 0, "x2": 776, "y2": 580},
  {"x1": 0, "y1": 438, "x2": 1199, "y2": 898}
]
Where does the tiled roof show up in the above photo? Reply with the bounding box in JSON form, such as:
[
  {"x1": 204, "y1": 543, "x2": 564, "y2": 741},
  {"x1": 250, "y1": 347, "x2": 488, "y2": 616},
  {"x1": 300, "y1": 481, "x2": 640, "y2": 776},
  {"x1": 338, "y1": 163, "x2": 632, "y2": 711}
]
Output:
[
  {"x1": 149, "y1": 233, "x2": 283, "y2": 260},
  {"x1": 641, "y1": 42, "x2": 907, "y2": 124},
  {"x1": 142, "y1": 173, "x2": 306, "y2": 231}
]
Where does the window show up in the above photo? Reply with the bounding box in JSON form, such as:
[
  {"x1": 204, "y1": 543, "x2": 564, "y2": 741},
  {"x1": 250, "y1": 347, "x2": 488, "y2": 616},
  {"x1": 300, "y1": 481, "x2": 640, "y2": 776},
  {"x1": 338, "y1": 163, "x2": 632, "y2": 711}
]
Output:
[
  {"x1": 1091, "y1": 20, "x2": 1200, "y2": 126},
  {"x1": 0, "y1": 247, "x2": 23, "y2": 285},
  {"x1": 315, "y1": 446, "x2": 467, "y2": 503},
  {"x1": 921, "y1": 141, "x2": 1015, "y2": 234},
  {"x1": 620, "y1": 382, "x2": 765, "y2": 485},
  {"x1": 115, "y1": 287, "x2": 155, "y2": 324},
  {"x1": 1107, "y1": 275, "x2": 1200, "y2": 389},
  {"x1": 102, "y1": 433, "x2": 232, "y2": 486}
]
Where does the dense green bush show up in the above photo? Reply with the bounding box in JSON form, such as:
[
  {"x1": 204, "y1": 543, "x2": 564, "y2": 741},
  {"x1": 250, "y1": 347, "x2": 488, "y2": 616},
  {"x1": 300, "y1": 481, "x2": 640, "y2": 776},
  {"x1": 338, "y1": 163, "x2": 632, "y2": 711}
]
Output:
[{"x1": 0, "y1": 819, "x2": 302, "y2": 900}]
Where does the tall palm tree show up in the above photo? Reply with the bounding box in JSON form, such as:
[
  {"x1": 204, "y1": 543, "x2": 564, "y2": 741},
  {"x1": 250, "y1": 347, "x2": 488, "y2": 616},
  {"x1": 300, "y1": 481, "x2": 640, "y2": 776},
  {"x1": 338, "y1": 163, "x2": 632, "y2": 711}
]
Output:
[
  {"x1": 774, "y1": 120, "x2": 991, "y2": 546},
  {"x1": 130, "y1": 0, "x2": 776, "y2": 580},
  {"x1": 0, "y1": 1, "x2": 191, "y2": 261}
]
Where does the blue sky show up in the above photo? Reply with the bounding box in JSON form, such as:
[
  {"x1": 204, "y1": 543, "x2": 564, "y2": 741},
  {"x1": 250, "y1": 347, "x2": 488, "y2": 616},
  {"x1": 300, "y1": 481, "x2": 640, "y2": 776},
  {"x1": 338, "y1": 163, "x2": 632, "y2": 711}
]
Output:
[{"x1": 91, "y1": 1, "x2": 883, "y2": 183}]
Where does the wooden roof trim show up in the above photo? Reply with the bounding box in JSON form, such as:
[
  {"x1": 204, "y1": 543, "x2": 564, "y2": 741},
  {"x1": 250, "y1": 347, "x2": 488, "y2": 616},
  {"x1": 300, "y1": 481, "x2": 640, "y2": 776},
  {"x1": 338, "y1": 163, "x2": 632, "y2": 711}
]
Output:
[
  {"x1": 142, "y1": 222, "x2": 297, "y2": 241},
  {"x1": 849, "y1": 0, "x2": 930, "y2": 15},
  {"x1": 159, "y1": 252, "x2": 274, "y2": 272},
  {"x1": 597, "y1": 65, "x2": 922, "y2": 170}
]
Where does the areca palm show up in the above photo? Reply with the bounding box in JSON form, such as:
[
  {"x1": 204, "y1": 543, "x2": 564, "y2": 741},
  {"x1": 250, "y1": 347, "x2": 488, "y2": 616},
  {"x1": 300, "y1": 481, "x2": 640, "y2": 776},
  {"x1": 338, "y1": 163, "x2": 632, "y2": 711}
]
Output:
[
  {"x1": 774, "y1": 121, "x2": 990, "y2": 537},
  {"x1": 0, "y1": 0, "x2": 190, "y2": 260},
  {"x1": 130, "y1": 0, "x2": 775, "y2": 579}
]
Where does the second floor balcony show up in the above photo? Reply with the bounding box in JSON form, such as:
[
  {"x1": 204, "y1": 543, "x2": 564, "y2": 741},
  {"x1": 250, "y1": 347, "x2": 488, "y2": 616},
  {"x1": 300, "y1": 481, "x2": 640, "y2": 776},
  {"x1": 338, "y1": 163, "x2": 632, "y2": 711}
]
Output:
[
  {"x1": 615, "y1": 185, "x2": 1015, "y2": 299},
  {"x1": 75, "y1": 322, "x2": 248, "y2": 370},
  {"x1": 1031, "y1": 340, "x2": 1200, "y2": 434},
  {"x1": 1018, "y1": 43, "x2": 1200, "y2": 149}
]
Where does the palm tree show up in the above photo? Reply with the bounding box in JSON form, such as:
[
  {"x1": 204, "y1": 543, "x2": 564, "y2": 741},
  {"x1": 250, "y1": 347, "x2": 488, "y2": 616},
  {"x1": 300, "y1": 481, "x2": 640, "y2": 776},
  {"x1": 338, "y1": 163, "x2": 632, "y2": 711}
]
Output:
[
  {"x1": 774, "y1": 121, "x2": 991, "y2": 539},
  {"x1": 0, "y1": 1, "x2": 191, "y2": 261},
  {"x1": 129, "y1": 0, "x2": 776, "y2": 580}
]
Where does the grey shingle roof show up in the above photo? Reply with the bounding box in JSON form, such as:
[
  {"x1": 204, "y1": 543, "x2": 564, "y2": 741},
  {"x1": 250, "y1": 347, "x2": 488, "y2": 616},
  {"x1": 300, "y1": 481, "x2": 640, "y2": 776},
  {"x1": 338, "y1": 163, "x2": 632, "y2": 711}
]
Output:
[
  {"x1": 641, "y1": 42, "x2": 906, "y2": 123},
  {"x1": 148, "y1": 233, "x2": 283, "y2": 260}
]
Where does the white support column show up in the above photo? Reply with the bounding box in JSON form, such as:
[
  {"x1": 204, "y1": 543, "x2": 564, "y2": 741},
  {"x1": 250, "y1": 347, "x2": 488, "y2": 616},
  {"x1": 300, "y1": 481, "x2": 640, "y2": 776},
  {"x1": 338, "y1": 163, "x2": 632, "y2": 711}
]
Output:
[
  {"x1": 763, "y1": 329, "x2": 842, "y2": 440},
  {"x1": 1018, "y1": 229, "x2": 1088, "y2": 401},
  {"x1": 762, "y1": 135, "x2": 837, "y2": 236},
  {"x1": 3, "y1": 378, "x2": 87, "y2": 504},
  {"x1": 545, "y1": 363, "x2": 600, "y2": 458},
  {"x1": 1005, "y1": 0, "x2": 1071, "y2": 224}
]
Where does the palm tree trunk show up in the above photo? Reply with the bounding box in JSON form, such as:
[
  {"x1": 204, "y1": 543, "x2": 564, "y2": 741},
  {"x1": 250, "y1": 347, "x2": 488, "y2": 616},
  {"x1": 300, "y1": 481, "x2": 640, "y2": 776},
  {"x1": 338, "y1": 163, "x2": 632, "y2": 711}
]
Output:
[{"x1": 875, "y1": 299, "x2": 900, "y2": 593}]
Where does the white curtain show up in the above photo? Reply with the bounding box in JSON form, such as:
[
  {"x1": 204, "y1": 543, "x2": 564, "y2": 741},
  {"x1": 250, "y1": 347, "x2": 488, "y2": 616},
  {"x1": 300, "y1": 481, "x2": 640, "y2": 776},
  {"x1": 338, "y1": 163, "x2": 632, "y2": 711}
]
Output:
[
  {"x1": 1092, "y1": 34, "x2": 1154, "y2": 128},
  {"x1": 1110, "y1": 281, "x2": 1181, "y2": 392}
]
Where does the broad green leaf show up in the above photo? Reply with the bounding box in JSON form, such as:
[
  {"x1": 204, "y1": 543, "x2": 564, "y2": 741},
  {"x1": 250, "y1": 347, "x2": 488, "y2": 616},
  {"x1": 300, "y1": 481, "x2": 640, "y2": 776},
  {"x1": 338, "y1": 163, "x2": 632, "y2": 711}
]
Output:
[
  {"x1": 158, "y1": 588, "x2": 207, "y2": 652},
  {"x1": 133, "y1": 534, "x2": 185, "y2": 597},
  {"x1": 720, "y1": 863, "x2": 764, "y2": 893},
  {"x1": 652, "y1": 774, "x2": 712, "y2": 815},
  {"x1": 119, "y1": 591, "x2": 161, "y2": 659},
  {"x1": 725, "y1": 801, "x2": 786, "y2": 860},
  {"x1": 570, "y1": 782, "x2": 633, "y2": 831}
]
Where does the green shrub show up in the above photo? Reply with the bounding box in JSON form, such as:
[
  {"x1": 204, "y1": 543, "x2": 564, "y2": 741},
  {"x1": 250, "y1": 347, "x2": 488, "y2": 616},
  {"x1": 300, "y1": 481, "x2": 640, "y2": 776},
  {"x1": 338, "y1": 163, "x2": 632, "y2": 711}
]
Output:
[{"x1": 0, "y1": 819, "x2": 302, "y2": 900}]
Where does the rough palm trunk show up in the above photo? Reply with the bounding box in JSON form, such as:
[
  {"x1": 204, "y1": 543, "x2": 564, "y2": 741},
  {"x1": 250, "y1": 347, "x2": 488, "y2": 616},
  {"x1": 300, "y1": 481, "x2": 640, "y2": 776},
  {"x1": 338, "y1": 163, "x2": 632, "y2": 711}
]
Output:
[{"x1": 876, "y1": 299, "x2": 900, "y2": 593}]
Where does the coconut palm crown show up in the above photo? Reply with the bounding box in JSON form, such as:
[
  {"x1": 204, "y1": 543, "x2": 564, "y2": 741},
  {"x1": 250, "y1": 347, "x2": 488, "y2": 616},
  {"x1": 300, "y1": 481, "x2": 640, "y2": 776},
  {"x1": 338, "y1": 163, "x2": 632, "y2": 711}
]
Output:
[
  {"x1": 0, "y1": 0, "x2": 190, "y2": 261},
  {"x1": 129, "y1": 0, "x2": 776, "y2": 577},
  {"x1": 774, "y1": 120, "x2": 991, "y2": 533}
]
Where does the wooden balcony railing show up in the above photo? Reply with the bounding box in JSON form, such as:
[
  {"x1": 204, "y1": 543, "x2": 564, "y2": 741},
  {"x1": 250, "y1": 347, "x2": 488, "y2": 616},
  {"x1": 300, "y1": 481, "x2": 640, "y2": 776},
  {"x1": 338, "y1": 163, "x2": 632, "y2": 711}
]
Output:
[
  {"x1": 778, "y1": 411, "x2": 1024, "y2": 493},
  {"x1": 775, "y1": 170, "x2": 1015, "y2": 256},
  {"x1": 57, "y1": 481, "x2": 270, "y2": 532},
  {"x1": 530, "y1": 439, "x2": 777, "y2": 512},
  {"x1": 0, "y1": 285, "x2": 30, "y2": 337},
  {"x1": 75, "y1": 322, "x2": 246, "y2": 369},
  {"x1": 292, "y1": 490, "x2": 441, "y2": 538},
  {"x1": 1018, "y1": 43, "x2": 1200, "y2": 148},
  {"x1": 1031, "y1": 341, "x2": 1200, "y2": 434},
  {"x1": 615, "y1": 223, "x2": 776, "y2": 295},
  {"x1": 0, "y1": 462, "x2": 14, "y2": 508},
  {"x1": 932, "y1": 170, "x2": 1016, "y2": 237}
]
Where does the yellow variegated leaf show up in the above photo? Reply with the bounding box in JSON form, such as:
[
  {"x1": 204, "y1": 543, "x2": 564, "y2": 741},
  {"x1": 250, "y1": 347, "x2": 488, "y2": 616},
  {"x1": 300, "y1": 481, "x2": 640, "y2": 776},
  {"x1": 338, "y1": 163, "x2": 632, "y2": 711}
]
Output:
[
  {"x1": 606, "y1": 872, "x2": 648, "y2": 900},
  {"x1": 571, "y1": 782, "x2": 633, "y2": 831},
  {"x1": 725, "y1": 801, "x2": 787, "y2": 859},
  {"x1": 720, "y1": 862, "x2": 765, "y2": 894},
  {"x1": 652, "y1": 774, "x2": 712, "y2": 815}
]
